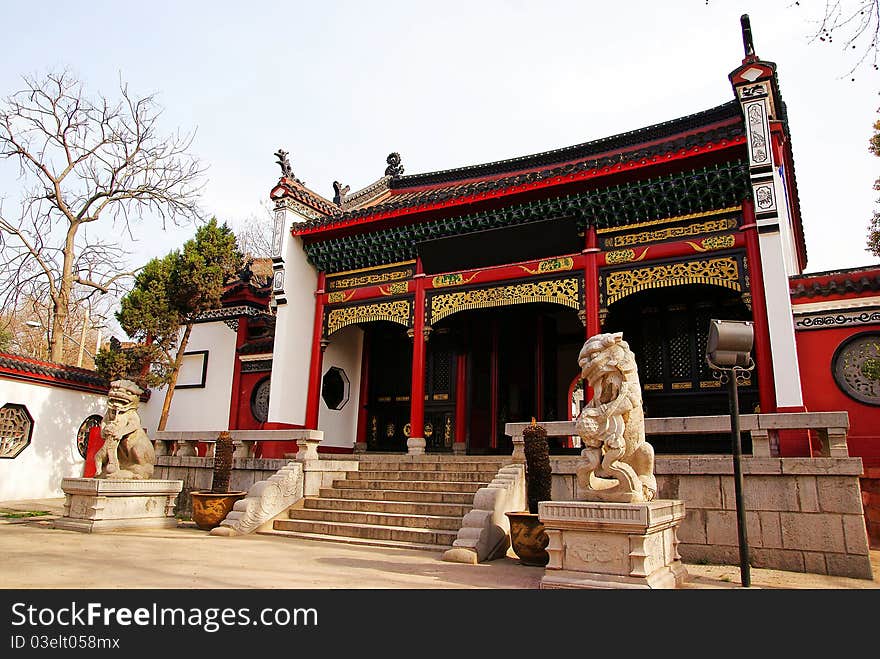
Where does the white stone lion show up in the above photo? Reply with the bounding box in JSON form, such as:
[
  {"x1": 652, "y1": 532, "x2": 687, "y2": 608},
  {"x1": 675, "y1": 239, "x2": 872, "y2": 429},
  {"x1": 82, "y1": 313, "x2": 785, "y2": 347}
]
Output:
[
  {"x1": 94, "y1": 380, "x2": 155, "y2": 480},
  {"x1": 574, "y1": 332, "x2": 656, "y2": 502}
]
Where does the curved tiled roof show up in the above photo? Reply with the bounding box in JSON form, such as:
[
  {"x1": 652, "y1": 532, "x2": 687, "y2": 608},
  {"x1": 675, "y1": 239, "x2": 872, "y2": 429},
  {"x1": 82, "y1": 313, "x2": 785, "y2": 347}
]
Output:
[
  {"x1": 0, "y1": 352, "x2": 109, "y2": 393},
  {"x1": 790, "y1": 265, "x2": 880, "y2": 299}
]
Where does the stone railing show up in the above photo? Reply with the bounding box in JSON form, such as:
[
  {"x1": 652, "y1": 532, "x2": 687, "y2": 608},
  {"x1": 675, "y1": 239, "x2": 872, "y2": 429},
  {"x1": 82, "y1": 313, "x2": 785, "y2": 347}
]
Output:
[
  {"x1": 153, "y1": 429, "x2": 322, "y2": 459},
  {"x1": 505, "y1": 411, "x2": 850, "y2": 460}
]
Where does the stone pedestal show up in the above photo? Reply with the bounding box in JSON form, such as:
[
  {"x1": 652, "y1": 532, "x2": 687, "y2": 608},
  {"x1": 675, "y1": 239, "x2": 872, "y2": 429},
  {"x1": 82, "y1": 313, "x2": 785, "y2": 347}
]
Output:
[
  {"x1": 54, "y1": 478, "x2": 183, "y2": 533},
  {"x1": 538, "y1": 499, "x2": 687, "y2": 589}
]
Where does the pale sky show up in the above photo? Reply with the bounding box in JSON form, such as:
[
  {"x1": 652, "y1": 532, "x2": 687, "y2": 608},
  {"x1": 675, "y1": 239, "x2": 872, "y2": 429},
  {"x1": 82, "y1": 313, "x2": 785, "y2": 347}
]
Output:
[{"x1": 2, "y1": 0, "x2": 879, "y2": 284}]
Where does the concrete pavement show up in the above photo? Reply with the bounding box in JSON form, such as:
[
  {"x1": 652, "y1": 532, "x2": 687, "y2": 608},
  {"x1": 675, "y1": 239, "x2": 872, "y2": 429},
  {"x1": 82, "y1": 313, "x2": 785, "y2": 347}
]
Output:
[{"x1": 1, "y1": 498, "x2": 877, "y2": 589}]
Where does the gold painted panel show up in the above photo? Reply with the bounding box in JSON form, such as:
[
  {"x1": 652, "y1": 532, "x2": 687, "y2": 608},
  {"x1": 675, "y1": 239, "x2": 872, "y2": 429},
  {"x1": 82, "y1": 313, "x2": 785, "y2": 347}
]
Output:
[
  {"x1": 519, "y1": 257, "x2": 574, "y2": 275},
  {"x1": 430, "y1": 277, "x2": 581, "y2": 324},
  {"x1": 603, "y1": 217, "x2": 738, "y2": 248},
  {"x1": 326, "y1": 299, "x2": 411, "y2": 335},
  {"x1": 604, "y1": 256, "x2": 740, "y2": 306}
]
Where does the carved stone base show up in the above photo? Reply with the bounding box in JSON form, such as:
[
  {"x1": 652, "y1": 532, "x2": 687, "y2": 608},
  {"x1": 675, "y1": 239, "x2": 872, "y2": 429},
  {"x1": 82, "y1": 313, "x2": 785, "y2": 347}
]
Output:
[
  {"x1": 452, "y1": 442, "x2": 467, "y2": 455},
  {"x1": 354, "y1": 442, "x2": 367, "y2": 454},
  {"x1": 53, "y1": 478, "x2": 183, "y2": 533},
  {"x1": 538, "y1": 499, "x2": 687, "y2": 589},
  {"x1": 407, "y1": 437, "x2": 426, "y2": 455}
]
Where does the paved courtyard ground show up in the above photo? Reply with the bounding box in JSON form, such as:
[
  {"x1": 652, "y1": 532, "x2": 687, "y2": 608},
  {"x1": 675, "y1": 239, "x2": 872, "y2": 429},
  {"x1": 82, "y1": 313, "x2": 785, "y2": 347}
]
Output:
[{"x1": 1, "y1": 498, "x2": 877, "y2": 590}]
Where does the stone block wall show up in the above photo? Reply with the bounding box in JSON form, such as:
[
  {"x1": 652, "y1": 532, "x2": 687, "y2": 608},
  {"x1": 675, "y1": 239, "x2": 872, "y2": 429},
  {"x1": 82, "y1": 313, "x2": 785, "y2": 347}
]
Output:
[
  {"x1": 860, "y1": 467, "x2": 880, "y2": 549},
  {"x1": 155, "y1": 455, "x2": 290, "y2": 516},
  {"x1": 550, "y1": 455, "x2": 873, "y2": 580}
]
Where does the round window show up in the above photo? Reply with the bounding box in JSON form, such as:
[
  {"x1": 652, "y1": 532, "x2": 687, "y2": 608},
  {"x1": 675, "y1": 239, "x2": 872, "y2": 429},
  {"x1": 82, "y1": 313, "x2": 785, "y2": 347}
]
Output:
[
  {"x1": 832, "y1": 332, "x2": 880, "y2": 406},
  {"x1": 251, "y1": 377, "x2": 271, "y2": 423},
  {"x1": 76, "y1": 415, "x2": 103, "y2": 458}
]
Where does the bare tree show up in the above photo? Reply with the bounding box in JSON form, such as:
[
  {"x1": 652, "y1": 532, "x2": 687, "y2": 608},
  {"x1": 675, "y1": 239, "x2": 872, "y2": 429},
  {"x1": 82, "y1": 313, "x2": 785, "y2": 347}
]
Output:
[
  {"x1": 795, "y1": 1, "x2": 880, "y2": 77},
  {"x1": 234, "y1": 200, "x2": 275, "y2": 260},
  {"x1": 0, "y1": 71, "x2": 206, "y2": 363}
]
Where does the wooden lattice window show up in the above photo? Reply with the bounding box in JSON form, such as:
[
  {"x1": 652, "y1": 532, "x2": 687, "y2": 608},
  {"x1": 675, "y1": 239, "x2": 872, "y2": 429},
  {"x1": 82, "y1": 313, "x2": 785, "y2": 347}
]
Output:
[{"x1": 0, "y1": 403, "x2": 34, "y2": 459}]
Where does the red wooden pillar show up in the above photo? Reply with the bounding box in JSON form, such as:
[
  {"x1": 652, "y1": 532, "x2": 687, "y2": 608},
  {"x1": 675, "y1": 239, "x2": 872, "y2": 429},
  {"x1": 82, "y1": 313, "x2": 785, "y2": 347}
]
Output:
[
  {"x1": 227, "y1": 316, "x2": 249, "y2": 431},
  {"x1": 583, "y1": 225, "x2": 601, "y2": 339},
  {"x1": 740, "y1": 199, "x2": 777, "y2": 416},
  {"x1": 355, "y1": 331, "x2": 370, "y2": 451},
  {"x1": 305, "y1": 272, "x2": 327, "y2": 430},
  {"x1": 409, "y1": 261, "x2": 427, "y2": 452},
  {"x1": 453, "y1": 351, "x2": 467, "y2": 454}
]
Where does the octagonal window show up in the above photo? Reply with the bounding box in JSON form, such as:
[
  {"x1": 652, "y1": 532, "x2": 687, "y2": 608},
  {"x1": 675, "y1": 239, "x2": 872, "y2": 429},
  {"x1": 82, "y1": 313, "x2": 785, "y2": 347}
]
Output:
[
  {"x1": 0, "y1": 403, "x2": 34, "y2": 459},
  {"x1": 322, "y1": 367, "x2": 350, "y2": 411},
  {"x1": 76, "y1": 415, "x2": 103, "y2": 459}
]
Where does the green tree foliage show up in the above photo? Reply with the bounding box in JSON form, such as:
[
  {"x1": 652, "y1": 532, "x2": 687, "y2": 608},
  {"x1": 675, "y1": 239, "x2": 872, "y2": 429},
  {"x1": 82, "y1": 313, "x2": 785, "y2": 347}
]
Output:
[
  {"x1": 116, "y1": 218, "x2": 242, "y2": 429},
  {"x1": 869, "y1": 119, "x2": 880, "y2": 257},
  {"x1": 94, "y1": 337, "x2": 160, "y2": 387}
]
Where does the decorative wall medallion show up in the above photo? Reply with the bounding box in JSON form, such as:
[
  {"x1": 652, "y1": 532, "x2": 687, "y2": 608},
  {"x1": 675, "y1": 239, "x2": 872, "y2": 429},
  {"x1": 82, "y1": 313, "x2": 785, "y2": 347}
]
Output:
[
  {"x1": 251, "y1": 378, "x2": 271, "y2": 423},
  {"x1": 832, "y1": 332, "x2": 880, "y2": 405},
  {"x1": 326, "y1": 299, "x2": 412, "y2": 335},
  {"x1": 519, "y1": 256, "x2": 574, "y2": 275},
  {"x1": 603, "y1": 217, "x2": 738, "y2": 249},
  {"x1": 753, "y1": 183, "x2": 775, "y2": 211},
  {"x1": 272, "y1": 210, "x2": 285, "y2": 257},
  {"x1": 604, "y1": 256, "x2": 741, "y2": 306},
  {"x1": 432, "y1": 272, "x2": 479, "y2": 288},
  {"x1": 430, "y1": 277, "x2": 582, "y2": 324},
  {"x1": 745, "y1": 100, "x2": 770, "y2": 166},
  {"x1": 567, "y1": 540, "x2": 614, "y2": 564},
  {"x1": 403, "y1": 423, "x2": 411, "y2": 438},
  {"x1": 272, "y1": 270, "x2": 284, "y2": 292}
]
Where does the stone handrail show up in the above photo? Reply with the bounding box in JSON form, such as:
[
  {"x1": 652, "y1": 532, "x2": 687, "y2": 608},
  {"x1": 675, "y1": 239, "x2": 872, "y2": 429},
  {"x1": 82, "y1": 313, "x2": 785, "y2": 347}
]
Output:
[
  {"x1": 153, "y1": 429, "x2": 323, "y2": 460},
  {"x1": 505, "y1": 411, "x2": 850, "y2": 460}
]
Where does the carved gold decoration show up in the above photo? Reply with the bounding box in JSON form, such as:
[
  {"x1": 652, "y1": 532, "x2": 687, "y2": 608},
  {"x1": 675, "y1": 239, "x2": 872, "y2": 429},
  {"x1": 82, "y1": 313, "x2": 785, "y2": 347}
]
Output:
[
  {"x1": 433, "y1": 393, "x2": 449, "y2": 401},
  {"x1": 686, "y1": 234, "x2": 736, "y2": 252},
  {"x1": 378, "y1": 281, "x2": 409, "y2": 296},
  {"x1": 742, "y1": 292, "x2": 752, "y2": 311},
  {"x1": 430, "y1": 277, "x2": 581, "y2": 324},
  {"x1": 604, "y1": 257, "x2": 740, "y2": 306},
  {"x1": 643, "y1": 383, "x2": 664, "y2": 391},
  {"x1": 424, "y1": 422, "x2": 433, "y2": 438},
  {"x1": 671, "y1": 382, "x2": 693, "y2": 390},
  {"x1": 327, "y1": 290, "x2": 355, "y2": 304},
  {"x1": 377, "y1": 396, "x2": 392, "y2": 402},
  {"x1": 326, "y1": 299, "x2": 411, "y2": 335},
  {"x1": 599, "y1": 206, "x2": 740, "y2": 238},
  {"x1": 605, "y1": 248, "x2": 650, "y2": 265},
  {"x1": 386, "y1": 422, "x2": 395, "y2": 438},
  {"x1": 370, "y1": 416, "x2": 377, "y2": 444},
  {"x1": 519, "y1": 256, "x2": 574, "y2": 275},
  {"x1": 603, "y1": 217, "x2": 739, "y2": 248},
  {"x1": 700, "y1": 381, "x2": 722, "y2": 388},
  {"x1": 327, "y1": 261, "x2": 415, "y2": 290},
  {"x1": 403, "y1": 423, "x2": 411, "y2": 438},
  {"x1": 432, "y1": 272, "x2": 479, "y2": 288},
  {"x1": 445, "y1": 417, "x2": 452, "y2": 446}
]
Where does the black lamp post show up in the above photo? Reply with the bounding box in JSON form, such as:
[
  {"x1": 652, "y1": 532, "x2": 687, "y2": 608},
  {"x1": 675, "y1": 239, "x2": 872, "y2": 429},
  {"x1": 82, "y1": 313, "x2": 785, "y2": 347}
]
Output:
[{"x1": 706, "y1": 318, "x2": 755, "y2": 588}]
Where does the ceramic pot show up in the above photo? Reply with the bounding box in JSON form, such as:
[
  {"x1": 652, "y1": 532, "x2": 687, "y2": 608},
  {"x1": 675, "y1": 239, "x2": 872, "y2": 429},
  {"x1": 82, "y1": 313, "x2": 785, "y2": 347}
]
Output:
[
  {"x1": 505, "y1": 511, "x2": 550, "y2": 566},
  {"x1": 190, "y1": 490, "x2": 247, "y2": 530}
]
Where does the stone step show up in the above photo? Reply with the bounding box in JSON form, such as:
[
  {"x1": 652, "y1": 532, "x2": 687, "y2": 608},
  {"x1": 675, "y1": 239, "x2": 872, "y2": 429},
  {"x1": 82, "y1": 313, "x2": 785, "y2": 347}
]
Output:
[
  {"x1": 333, "y1": 479, "x2": 484, "y2": 493},
  {"x1": 272, "y1": 518, "x2": 458, "y2": 547},
  {"x1": 288, "y1": 507, "x2": 463, "y2": 531},
  {"x1": 258, "y1": 528, "x2": 449, "y2": 552},
  {"x1": 318, "y1": 487, "x2": 476, "y2": 505},
  {"x1": 353, "y1": 460, "x2": 508, "y2": 472},
  {"x1": 304, "y1": 497, "x2": 472, "y2": 518},
  {"x1": 350, "y1": 469, "x2": 499, "y2": 482}
]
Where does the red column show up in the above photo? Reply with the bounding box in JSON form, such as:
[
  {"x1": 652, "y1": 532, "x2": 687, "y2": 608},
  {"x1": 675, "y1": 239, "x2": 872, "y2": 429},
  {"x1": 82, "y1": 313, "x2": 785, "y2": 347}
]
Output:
[
  {"x1": 304, "y1": 272, "x2": 327, "y2": 429},
  {"x1": 454, "y1": 351, "x2": 467, "y2": 452},
  {"x1": 740, "y1": 199, "x2": 776, "y2": 415},
  {"x1": 355, "y1": 331, "x2": 370, "y2": 449},
  {"x1": 227, "y1": 317, "x2": 249, "y2": 431},
  {"x1": 583, "y1": 225, "x2": 601, "y2": 339},
  {"x1": 409, "y1": 262, "x2": 427, "y2": 444}
]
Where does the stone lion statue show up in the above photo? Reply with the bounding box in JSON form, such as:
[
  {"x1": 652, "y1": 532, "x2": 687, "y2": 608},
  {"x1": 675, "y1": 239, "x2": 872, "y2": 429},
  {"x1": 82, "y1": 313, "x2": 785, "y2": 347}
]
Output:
[
  {"x1": 574, "y1": 332, "x2": 656, "y2": 503},
  {"x1": 94, "y1": 379, "x2": 155, "y2": 480}
]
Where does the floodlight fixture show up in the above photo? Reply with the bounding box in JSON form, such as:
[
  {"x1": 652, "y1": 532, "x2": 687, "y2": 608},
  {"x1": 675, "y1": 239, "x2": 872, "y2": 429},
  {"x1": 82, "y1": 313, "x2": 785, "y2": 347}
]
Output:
[{"x1": 706, "y1": 319, "x2": 754, "y2": 370}]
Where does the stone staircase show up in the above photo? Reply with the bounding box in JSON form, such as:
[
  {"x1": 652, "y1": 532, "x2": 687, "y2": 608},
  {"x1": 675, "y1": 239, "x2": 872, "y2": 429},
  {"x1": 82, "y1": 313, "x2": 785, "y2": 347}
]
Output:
[{"x1": 262, "y1": 455, "x2": 509, "y2": 551}]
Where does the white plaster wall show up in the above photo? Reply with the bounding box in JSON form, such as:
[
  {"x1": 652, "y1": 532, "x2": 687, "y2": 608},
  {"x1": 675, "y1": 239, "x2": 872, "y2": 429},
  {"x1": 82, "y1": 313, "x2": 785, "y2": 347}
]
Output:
[
  {"x1": 774, "y1": 165, "x2": 801, "y2": 277},
  {"x1": 139, "y1": 321, "x2": 237, "y2": 434},
  {"x1": 317, "y1": 325, "x2": 363, "y2": 449},
  {"x1": 0, "y1": 379, "x2": 106, "y2": 501},
  {"x1": 268, "y1": 233, "x2": 317, "y2": 426},
  {"x1": 758, "y1": 231, "x2": 804, "y2": 408}
]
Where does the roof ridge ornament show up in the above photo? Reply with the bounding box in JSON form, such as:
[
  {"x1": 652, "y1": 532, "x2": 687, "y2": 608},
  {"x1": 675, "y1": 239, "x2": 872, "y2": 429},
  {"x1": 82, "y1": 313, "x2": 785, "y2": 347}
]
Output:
[
  {"x1": 274, "y1": 148, "x2": 305, "y2": 185},
  {"x1": 333, "y1": 180, "x2": 351, "y2": 207},
  {"x1": 385, "y1": 152, "x2": 404, "y2": 177},
  {"x1": 740, "y1": 14, "x2": 757, "y2": 61}
]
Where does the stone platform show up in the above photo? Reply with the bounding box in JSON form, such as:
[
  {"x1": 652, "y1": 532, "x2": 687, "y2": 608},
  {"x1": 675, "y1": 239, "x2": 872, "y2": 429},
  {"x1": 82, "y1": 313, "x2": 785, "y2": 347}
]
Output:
[
  {"x1": 538, "y1": 499, "x2": 687, "y2": 589},
  {"x1": 53, "y1": 478, "x2": 183, "y2": 533}
]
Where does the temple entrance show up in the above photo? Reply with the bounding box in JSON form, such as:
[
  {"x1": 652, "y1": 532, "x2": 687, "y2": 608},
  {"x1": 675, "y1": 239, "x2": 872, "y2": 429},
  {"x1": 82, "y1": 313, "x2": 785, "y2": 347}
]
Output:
[
  {"x1": 363, "y1": 322, "x2": 456, "y2": 452},
  {"x1": 604, "y1": 284, "x2": 758, "y2": 453}
]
